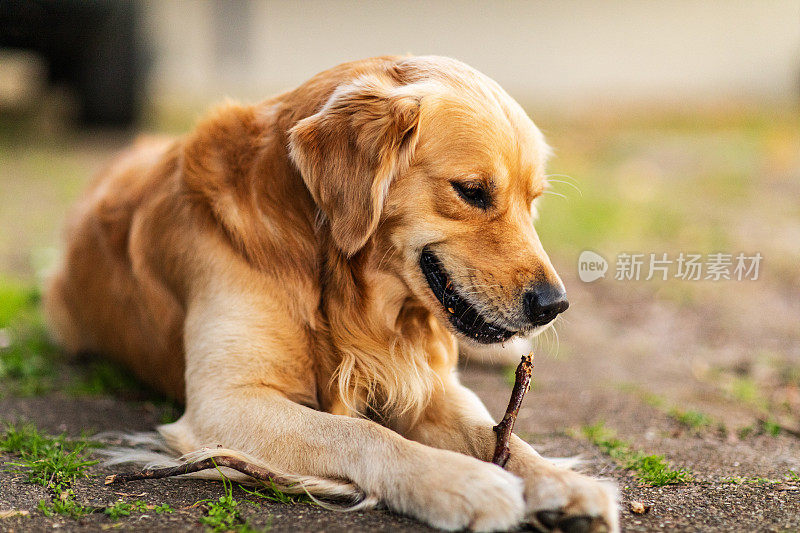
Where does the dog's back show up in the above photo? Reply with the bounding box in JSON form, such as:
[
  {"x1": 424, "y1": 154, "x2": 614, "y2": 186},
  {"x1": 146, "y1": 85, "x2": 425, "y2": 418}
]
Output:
[{"x1": 44, "y1": 135, "x2": 187, "y2": 398}]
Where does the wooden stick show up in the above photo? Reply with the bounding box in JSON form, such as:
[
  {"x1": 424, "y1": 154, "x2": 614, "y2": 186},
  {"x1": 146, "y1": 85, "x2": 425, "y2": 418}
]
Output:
[
  {"x1": 104, "y1": 456, "x2": 290, "y2": 486},
  {"x1": 491, "y1": 353, "x2": 534, "y2": 467}
]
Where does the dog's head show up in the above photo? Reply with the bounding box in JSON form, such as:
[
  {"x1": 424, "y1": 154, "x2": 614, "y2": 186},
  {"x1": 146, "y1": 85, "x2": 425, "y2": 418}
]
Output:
[{"x1": 290, "y1": 56, "x2": 567, "y2": 344}]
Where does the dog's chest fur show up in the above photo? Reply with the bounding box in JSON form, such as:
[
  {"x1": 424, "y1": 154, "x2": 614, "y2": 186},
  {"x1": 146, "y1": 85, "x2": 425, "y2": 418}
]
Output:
[{"x1": 313, "y1": 241, "x2": 458, "y2": 424}]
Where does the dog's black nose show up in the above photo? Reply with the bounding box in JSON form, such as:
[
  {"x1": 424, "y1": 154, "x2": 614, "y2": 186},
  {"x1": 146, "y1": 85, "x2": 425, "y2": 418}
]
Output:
[{"x1": 524, "y1": 284, "x2": 569, "y2": 326}]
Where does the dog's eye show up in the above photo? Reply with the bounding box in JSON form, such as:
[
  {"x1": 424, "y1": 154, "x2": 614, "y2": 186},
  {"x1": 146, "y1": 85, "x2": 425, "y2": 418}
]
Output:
[{"x1": 452, "y1": 182, "x2": 489, "y2": 209}]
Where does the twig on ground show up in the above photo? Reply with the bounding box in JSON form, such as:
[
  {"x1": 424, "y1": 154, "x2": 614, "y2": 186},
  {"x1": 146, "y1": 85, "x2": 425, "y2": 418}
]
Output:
[
  {"x1": 492, "y1": 352, "x2": 534, "y2": 467},
  {"x1": 105, "y1": 456, "x2": 288, "y2": 486}
]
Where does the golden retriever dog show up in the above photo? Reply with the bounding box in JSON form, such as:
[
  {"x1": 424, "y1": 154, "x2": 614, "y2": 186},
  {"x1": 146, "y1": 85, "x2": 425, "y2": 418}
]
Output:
[{"x1": 45, "y1": 56, "x2": 618, "y2": 532}]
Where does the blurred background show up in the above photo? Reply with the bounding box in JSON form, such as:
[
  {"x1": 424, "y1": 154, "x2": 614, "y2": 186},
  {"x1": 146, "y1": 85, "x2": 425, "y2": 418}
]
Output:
[{"x1": 1, "y1": 0, "x2": 799, "y2": 501}]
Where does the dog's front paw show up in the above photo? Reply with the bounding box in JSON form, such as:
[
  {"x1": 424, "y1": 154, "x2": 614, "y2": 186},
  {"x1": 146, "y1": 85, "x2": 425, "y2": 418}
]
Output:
[
  {"x1": 521, "y1": 466, "x2": 619, "y2": 533},
  {"x1": 386, "y1": 447, "x2": 525, "y2": 531}
]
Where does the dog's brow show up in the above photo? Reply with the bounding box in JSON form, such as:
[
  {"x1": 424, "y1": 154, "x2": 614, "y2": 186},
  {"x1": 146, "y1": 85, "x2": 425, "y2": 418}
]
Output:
[
  {"x1": 526, "y1": 182, "x2": 545, "y2": 205},
  {"x1": 460, "y1": 173, "x2": 495, "y2": 193}
]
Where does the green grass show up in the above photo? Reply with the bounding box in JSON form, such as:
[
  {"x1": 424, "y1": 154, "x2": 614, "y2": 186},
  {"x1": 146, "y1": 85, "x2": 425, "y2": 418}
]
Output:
[
  {"x1": 103, "y1": 499, "x2": 148, "y2": 520},
  {"x1": 701, "y1": 359, "x2": 798, "y2": 433},
  {"x1": 37, "y1": 493, "x2": 157, "y2": 522},
  {"x1": 198, "y1": 472, "x2": 259, "y2": 533},
  {"x1": 1, "y1": 422, "x2": 178, "y2": 522},
  {"x1": 622, "y1": 386, "x2": 716, "y2": 433},
  {"x1": 0, "y1": 279, "x2": 59, "y2": 396},
  {"x1": 37, "y1": 489, "x2": 94, "y2": 519},
  {"x1": 1, "y1": 423, "x2": 97, "y2": 489},
  {"x1": 194, "y1": 460, "x2": 307, "y2": 531},
  {"x1": 668, "y1": 408, "x2": 714, "y2": 431},
  {"x1": 0, "y1": 278, "x2": 156, "y2": 399},
  {"x1": 239, "y1": 480, "x2": 309, "y2": 505},
  {"x1": 0, "y1": 278, "x2": 38, "y2": 328},
  {"x1": 2, "y1": 422, "x2": 100, "y2": 518},
  {"x1": 729, "y1": 377, "x2": 764, "y2": 407},
  {"x1": 761, "y1": 419, "x2": 781, "y2": 437},
  {"x1": 154, "y1": 503, "x2": 174, "y2": 514},
  {"x1": 581, "y1": 422, "x2": 692, "y2": 486}
]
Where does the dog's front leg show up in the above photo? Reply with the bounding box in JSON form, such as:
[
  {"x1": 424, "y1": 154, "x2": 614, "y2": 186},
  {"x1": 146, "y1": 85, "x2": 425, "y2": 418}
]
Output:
[
  {"x1": 404, "y1": 379, "x2": 619, "y2": 532},
  {"x1": 160, "y1": 289, "x2": 525, "y2": 532}
]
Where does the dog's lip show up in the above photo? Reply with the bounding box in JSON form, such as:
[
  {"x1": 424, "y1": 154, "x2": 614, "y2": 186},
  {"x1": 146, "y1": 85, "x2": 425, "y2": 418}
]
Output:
[{"x1": 419, "y1": 248, "x2": 517, "y2": 344}]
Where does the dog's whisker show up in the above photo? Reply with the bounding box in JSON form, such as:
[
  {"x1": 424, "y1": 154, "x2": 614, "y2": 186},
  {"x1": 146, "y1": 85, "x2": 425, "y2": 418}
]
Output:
[
  {"x1": 545, "y1": 173, "x2": 580, "y2": 184},
  {"x1": 460, "y1": 289, "x2": 501, "y2": 296},
  {"x1": 545, "y1": 179, "x2": 583, "y2": 197},
  {"x1": 553, "y1": 321, "x2": 561, "y2": 347},
  {"x1": 546, "y1": 324, "x2": 560, "y2": 358},
  {"x1": 542, "y1": 190, "x2": 568, "y2": 200},
  {"x1": 463, "y1": 283, "x2": 503, "y2": 291}
]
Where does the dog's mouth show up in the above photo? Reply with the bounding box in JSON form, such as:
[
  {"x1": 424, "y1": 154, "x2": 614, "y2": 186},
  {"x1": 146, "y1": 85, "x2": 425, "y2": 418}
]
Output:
[{"x1": 420, "y1": 249, "x2": 517, "y2": 344}]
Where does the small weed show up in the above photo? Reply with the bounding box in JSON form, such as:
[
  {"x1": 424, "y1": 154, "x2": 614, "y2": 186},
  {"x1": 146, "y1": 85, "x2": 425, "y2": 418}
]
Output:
[
  {"x1": 37, "y1": 491, "x2": 93, "y2": 519},
  {"x1": 239, "y1": 480, "x2": 309, "y2": 505},
  {"x1": 1, "y1": 423, "x2": 97, "y2": 489},
  {"x1": 201, "y1": 493, "x2": 245, "y2": 532},
  {"x1": 639, "y1": 391, "x2": 665, "y2": 409},
  {"x1": 154, "y1": 503, "x2": 174, "y2": 514},
  {"x1": 0, "y1": 422, "x2": 152, "y2": 522},
  {"x1": 581, "y1": 422, "x2": 692, "y2": 486},
  {"x1": 626, "y1": 454, "x2": 692, "y2": 486},
  {"x1": 39, "y1": 493, "x2": 155, "y2": 521},
  {"x1": 104, "y1": 499, "x2": 148, "y2": 520},
  {"x1": 788, "y1": 470, "x2": 799, "y2": 482},
  {"x1": 729, "y1": 376, "x2": 768, "y2": 410},
  {"x1": 580, "y1": 422, "x2": 630, "y2": 461},
  {"x1": 619, "y1": 385, "x2": 715, "y2": 433},
  {"x1": 761, "y1": 419, "x2": 781, "y2": 437},
  {"x1": 737, "y1": 420, "x2": 783, "y2": 439},
  {"x1": 2, "y1": 423, "x2": 101, "y2": 519},
  {"x1": 198, "y1": 468, "x2": 258, "y2": 532},
  {"x1": 668, "y1": 408, "x2": 713, "y2": 430}
]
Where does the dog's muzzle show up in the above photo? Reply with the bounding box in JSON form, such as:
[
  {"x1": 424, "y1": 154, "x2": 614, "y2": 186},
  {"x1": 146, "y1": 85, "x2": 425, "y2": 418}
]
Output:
[{"x1": 419, "y1": 248, "x2": 517, "y2": 344}]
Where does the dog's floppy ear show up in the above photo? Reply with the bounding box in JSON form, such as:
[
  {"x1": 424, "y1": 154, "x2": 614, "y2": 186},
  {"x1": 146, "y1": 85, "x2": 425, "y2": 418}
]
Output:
[{"x1": 289, "y1": 74, "x2": 421, "y2": 256}]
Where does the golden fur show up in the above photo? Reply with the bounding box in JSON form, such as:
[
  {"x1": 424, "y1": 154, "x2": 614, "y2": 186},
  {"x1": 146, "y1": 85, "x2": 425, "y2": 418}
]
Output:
[{"x1": 45, "y1": 56, "x2": 618, "y2": 532}]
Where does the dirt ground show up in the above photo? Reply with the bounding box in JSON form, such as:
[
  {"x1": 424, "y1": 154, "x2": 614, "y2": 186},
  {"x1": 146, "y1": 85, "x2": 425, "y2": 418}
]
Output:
[
  {"x1": 1, "y1": 106, "x2": 799, "y2": 531},
  {"x1": 1, "y1": 334, "x2": 799, "y2": 532}
]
